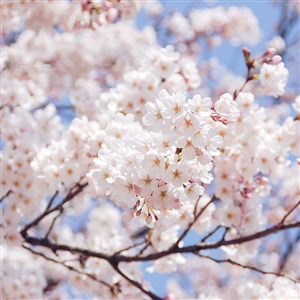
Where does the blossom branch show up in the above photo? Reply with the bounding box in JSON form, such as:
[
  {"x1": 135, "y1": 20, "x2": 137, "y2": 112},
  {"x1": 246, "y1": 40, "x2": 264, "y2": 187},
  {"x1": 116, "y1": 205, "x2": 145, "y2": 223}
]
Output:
[
  {"x1": 21, "y1": 218, "x2": 300, "y2": 297},
  {"x1": 23, "y1": 236, "x2": 161, "y2": 300},
  {"x1": 195, "y1": 253, "x2": 300, "y2": 284},
  {"x1": 120, "y1": 220, "x2": 300, "y2": 262},
  {"x1": 23, "y1": 219, "x2": 300, "y2": 264}
]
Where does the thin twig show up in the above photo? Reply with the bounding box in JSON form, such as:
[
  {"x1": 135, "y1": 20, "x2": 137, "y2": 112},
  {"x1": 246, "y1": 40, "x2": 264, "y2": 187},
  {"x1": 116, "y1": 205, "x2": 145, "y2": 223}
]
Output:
[
  {"x1": 116, "y1": 240, "x2": 147, "y2": 254},
  {"x1": 279, "y1": 229, "x2": 300, "y2": 272},
  {"x1": 233, "y1": 67, "x2": 252, "y2": 100},
  {"x1": 0, "y1": 190, "x2": 12, "y2": 203},
  {"x1": 201, "y1": 225, "x2": 222, "y2": 242},
  {"x1": 44, "y1": 191, "x2": 59, "y2": 212},
  {"x1": 195, "y1": 253, "x2": 300, "y2": 284},
  {"x1": 112, "y1": 264, "x2": 163, "y2": 300},
  {"x1": 279, "y1": 200, "x2": 300, "y2": 226},
  {"x1": 138, "y1": 241, "x2": 151, "y2": 256},
  {"x1": 20, "y1": 182, "x2": 87, "y2": 238},
  {"x1": 220, "y1": 227, "x2": 229, "y2": 242},
  {"x1": 22, "y1": 245, "x2": 117, "y2": 291},
  {"x1": 193, "y1": 194, "x2": 202, "y2": 216},
  {"x1": 44, "y1": 208, "x2": 64, "y2": 239},
  {"x1": 170, "y1": 195, "x2": 216, "y2": 250}
]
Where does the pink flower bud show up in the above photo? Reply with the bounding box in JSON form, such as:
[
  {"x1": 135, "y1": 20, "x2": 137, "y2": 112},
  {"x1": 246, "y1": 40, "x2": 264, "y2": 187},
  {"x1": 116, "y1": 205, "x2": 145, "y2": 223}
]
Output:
[
  {"x1": 272, "y1": 55, "x2": 282, "y2": 64},
  {"x1": 265, "y1": 47, "x2": 276, "y2": 56},
  {"x1": 242, "y1": 47, "x2": 251, "y2": 57}
]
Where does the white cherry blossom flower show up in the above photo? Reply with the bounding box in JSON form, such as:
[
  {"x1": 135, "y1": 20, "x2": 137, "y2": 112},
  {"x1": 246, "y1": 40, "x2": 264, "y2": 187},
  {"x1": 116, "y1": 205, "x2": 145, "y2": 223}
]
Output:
[
  {"x1": 259, "y1": 62, "x2": 289, "y2": 97},
  {"x1": 188, "y1": 94, "x2": 212, "y2": 117},
  {"x1": 164, "y1": 162, "x2": 190, "y2": 187},
  {"x1": 214, "y1": 93, "x2": 240, "y2": 122}
]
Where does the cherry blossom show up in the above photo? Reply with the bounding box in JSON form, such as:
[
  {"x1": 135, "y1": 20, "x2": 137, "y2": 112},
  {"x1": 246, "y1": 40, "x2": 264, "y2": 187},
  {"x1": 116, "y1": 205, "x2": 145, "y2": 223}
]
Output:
[
  {"x1": 259, "y1": 62, "x2": 289, "y2": 97},
  {"x1": 1, "y1": 1, "x2": 299, "y2": 299}
]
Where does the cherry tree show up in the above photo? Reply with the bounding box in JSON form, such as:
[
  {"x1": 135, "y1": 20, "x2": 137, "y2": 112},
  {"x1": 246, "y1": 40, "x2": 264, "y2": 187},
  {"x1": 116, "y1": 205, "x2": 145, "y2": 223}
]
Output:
[{"x1": 1, "y1": 1, "x2": 299, "y2": 299}]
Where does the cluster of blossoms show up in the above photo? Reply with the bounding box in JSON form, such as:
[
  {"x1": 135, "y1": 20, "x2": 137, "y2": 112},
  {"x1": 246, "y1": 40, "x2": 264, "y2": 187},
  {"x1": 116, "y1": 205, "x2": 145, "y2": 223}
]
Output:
[
  {"x1": 31, "y1": 111, "x2": 143, "y2": 196},
  {"x1": 89, "y1": 89, "x2": 239, "y2": 230},
  {"x1": 2, "y1": 22, "x2": 156, "y2": 107},
  {"x1": 1, "y1": 104, "x2": 63, "y2": 247},
  {"x1": 252, "y1": 46, "x2": 289, "y2": 98},
  {"x1": 211, "y1": 91, "x2": 298, "y2": 254},
  {"x1": 96, "y1": 45, "x2": 201, "y2": 122},
  {"x1": 214, "y1": 91, "x2": 298, "y2": 203}
]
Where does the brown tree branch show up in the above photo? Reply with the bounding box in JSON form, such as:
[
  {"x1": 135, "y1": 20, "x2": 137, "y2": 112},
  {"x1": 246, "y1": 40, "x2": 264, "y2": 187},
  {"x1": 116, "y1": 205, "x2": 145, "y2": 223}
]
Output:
[
  {"x1": 23, "y1": 220, "x2": 300, "y2": 263},
  {"x1": 121, "y1": 220, "x2": 300, "y2": 262}
]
